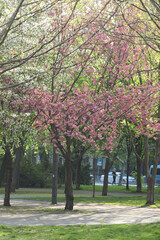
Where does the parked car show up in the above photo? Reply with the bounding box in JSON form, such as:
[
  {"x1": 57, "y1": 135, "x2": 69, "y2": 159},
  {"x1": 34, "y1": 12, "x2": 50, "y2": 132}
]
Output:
[
  {"x1": 100, "y1": 172, "x2": 120, "y2": 184},
  {"x1": 122, "y1": 174, "x2": 136, "y2": 184},
  {"x1": 100, "y1": 172, "x2": 135, "y2": 184}
]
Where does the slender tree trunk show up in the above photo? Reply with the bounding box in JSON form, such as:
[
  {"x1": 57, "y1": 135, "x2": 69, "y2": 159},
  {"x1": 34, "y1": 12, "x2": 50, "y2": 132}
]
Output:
[
  {"x1": 11, "y1": 146, "x2": 23, "y2": 192},
  {"x1": 92, "y1": 155, "x2": 97, "y2": 198},
  {"x1": 137, "y1": 157, "x2": 142, "y2": 192},
  {"x1": 4, "y1": 146, "x2": 12, "y2": 206},
  {"x1": 126, "y1": 154, "x2": 130, "y2": 190},
  {"x1": 102, "y1": 158, "x2": 110, "y2": 196},
  {"x1": 75, "y1": 158, "x2": 82, "y2": 190},
  {"x1": 0, "y1": 153, "x2": 7, "y2": 187},
  {"x1": 52, "y1": 146, "x2": 58, "y2": 204},
  {"x1": 126, "y1": 136, "x2": 132, "y2": 191},
  {"x1": 65, "y1": 154, "x2": 74, "y2": 210},
  {"x1": 135, "y1": 137, "x2": 142, "y2": 192}
]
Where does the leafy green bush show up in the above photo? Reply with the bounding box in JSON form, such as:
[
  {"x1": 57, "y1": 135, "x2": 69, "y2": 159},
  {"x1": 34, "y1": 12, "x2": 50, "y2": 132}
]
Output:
[
  {"x1": 19, "y1": 161, "x2": 52, "y2": 188},
  {"x1": 58, "y1": 162, "x2": 92, "y2": 186},
  {"x1": 80, "y1": 162, "x2": 92, "y2": 185}
]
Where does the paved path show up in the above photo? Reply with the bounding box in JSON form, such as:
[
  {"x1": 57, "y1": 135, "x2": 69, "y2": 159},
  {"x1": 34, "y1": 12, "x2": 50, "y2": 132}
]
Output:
[{"x1": 0, "y1": 199, "x2": 160, "y2": 226}]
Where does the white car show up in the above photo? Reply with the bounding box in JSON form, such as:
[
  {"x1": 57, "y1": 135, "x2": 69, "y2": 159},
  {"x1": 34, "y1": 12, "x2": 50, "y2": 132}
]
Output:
[
  {"x1": 100, "y1": 172, "x2": 120, "y2": 184},
  {"x1": 122, "y1": 174, "x2": 136, "y2": 184},
  {"x1": 100, "y1": 172, "x2": 135, "y2": 184}
]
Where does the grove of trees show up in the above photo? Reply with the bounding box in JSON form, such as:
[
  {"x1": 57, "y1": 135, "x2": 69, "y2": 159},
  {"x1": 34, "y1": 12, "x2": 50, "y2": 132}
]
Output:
[{"x1": 0, "y1": 0, "x2": 159, "y2": 210}]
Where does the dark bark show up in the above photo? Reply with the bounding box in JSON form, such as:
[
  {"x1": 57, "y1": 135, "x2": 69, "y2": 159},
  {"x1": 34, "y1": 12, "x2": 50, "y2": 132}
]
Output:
[
  {"x1": 10, "y1": 146, "x2": 23, "y2": 192},
  {"x1": 51, "y1": 124, "x2": 74, "y2": 210},
  {"x1": 4, "y1": 146, "x2": 12, "y2": 206},
  {"x1": 102, "y1": 158, "x2": 110, "y2": 196},
  {"x1": 52, "y1": 147, "x2": 58, "y2": 205},
  {"x1": 92, "y1": 155, "x2": 97, "y2": 198},
  {"x1": 102, "y1": 171, "x2": 109, "y2": 196},
  {"x1": 135, "y1": 137, "x2": 142, "y2": 192},
  {"x1": 126, "y1": 136, "x2": 132, "y2": 190},
  {"x1": 144, "y1": 135, "x2": 160, "y2": 205},
  {"x1": 146, "y1": 178, "x2": 155, "y2": 204},
  {"x1": 0, "y1": 153, "x2": 7, "y2": 187},
  {"x1": 75, "y1": 158, "x2": 82, "y2": 190},
  {"x1": 126, "y1": 156, "x2": 130, "y2": 190},
  {"x1": 136, "y1": 157, "x2": 142, "y2": 192},
  {"x1": 64, "y1": 155, "x2": 74, "y2": 210}
]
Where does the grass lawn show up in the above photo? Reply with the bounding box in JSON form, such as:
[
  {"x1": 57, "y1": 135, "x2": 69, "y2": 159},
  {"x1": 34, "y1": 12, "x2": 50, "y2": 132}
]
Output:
[
  {"x1": 0, "y1": 185, "x2": 147, "y2": 194},
  {"x1": 1, "y1": 184, "x2": 160, "y2": 195},
  {"x1": 0, "y1": 223, "x2": 160, "y2": 240},
  {"x1": 12, "y1": 195, "x2": 160, "y2": 207},
  {"x1": 2, "y1": 185, "x2": 158, "y2": 207},
  {"x1": 0, "y1": 185, "x2": 160, "y2": 239}
]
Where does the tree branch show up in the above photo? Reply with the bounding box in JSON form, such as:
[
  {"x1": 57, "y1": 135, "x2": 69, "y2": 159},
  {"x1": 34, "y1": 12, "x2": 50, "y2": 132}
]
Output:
[{"x1": 0, "y1": 0, "x2": 25, "y2": 45}]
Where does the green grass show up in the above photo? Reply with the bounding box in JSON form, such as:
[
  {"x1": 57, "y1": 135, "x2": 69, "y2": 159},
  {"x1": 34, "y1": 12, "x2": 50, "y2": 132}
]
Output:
[
  {"x1": 76, "y1": 184, "x2": 160, "y2": 194},
  {"x1": 0, "y1": 223, "x2": 160, "y2": 239},
  {"x1": 0, "y1": 186, "x2": 160, "y2": 239},
  {"x1": 0, "y1": 184, "x2": 160, "y2": 194},
  {"x1": 0, "y1": 185, "x2": 160, "y2": 207},
  {"x1": 0, "y1": 185, "x2": 143, "y2": 194},
  {"x1": 76, "y1": 184, "x2": 143, "y2": 193},
  {"x1": 0, "y1": 206, "x2": 94, "y2": 214},
  {"x1": 14, "y1": 195, "x2": 160, "y2": 207}
]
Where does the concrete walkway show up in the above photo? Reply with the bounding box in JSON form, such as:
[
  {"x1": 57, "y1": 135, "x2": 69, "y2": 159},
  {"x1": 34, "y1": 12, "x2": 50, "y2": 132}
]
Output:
[{"x1": 0, "y1": 198, "x2": 160, "y2": 226}]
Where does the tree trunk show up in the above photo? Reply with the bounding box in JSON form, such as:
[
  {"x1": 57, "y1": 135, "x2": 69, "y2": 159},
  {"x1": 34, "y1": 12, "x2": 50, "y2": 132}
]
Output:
[
  {"x1": 102, "y1": 171, "x2": 109, "y2": 196},
  {"x1": 126, "y1": 155, "x2": 130, "y2": 190},
  {"x1": 75, "y1": 158, "x2": 82, "y2": 190},
  {"x1": 144, "y1": 134, "x2": 160, "y2": 205},
  {"x1": 135, "y1": 136, "x2": 142, "y2": 192},
  {"x1": 146, "y1": 177, "x2": 155, "y2": 204},
  {"x1": 11, "y1": 146, "x2": 23, "y2": 192},
  {"x1": 4, "y1": 146, "x2": 12, "y2": 206},
  {"x1": 52, "y1": 146, "x2": 58, "y2": 205},
  {"x1": 136, "y1": 157, "x2": 142, "y2": 193},
  {"x1": 102, "y1": 158, "x2": 110, "y2": 196},
  {"x1": 65, "y1": 155, "x2": 74, "y2": 210},
  {"x1": 92, "y1": 155, "x2": 97, "y2": 198},
  {"x1": 126, "y1": 136, "x2": 132, "y2": 191},
  {"x1": 0, "y1": 153, "x2": 7, "y2": 187}
]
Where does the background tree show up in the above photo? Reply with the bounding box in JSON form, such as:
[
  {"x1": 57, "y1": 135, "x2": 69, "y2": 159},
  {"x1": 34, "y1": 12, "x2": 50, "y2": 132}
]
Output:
[{"x1": 102, "y1": 134, "x2": 124, "y2": 196}]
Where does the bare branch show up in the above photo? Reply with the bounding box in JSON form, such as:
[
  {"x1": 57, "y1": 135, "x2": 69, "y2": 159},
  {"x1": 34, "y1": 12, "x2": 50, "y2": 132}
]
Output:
[{"x1": 0, "y1": 0, "x2": 25, "y2": 45}]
